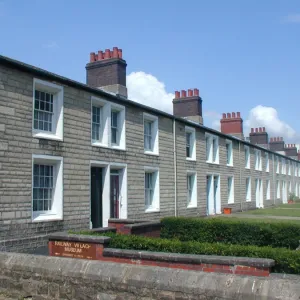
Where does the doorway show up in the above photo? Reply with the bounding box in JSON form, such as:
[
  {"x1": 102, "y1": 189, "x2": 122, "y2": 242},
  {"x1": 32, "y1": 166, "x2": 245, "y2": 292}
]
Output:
[
  {"x1": 110, "y1": 170, "x2": 120, "y2": 219},
  {"x1": 255, "y1": 179, "x2": 263, "y2": 208},
  {"x1": 206, "y1": 175, "x2": 220, "y2": 215},
  {"x1": 91, "y1": 167, "x2": 103, "y2": 228}
]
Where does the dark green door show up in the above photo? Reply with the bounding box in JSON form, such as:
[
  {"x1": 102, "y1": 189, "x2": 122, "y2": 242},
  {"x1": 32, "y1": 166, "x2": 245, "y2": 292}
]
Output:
[{"x1": 91, "y1": 167, "x2": 103, "y2": 228}]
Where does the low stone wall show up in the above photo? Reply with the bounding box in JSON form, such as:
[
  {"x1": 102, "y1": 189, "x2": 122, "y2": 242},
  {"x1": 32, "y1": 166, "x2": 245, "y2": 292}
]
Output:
[
  {"x1": 0, "y1": 251, "x2": 300, "y2": 300},
  {"x1": 48, "y1": 233, "x2": 274, "y2": 277},
  {"x1": 108, "y1": 218, "x2": 161, "y2": 237}
]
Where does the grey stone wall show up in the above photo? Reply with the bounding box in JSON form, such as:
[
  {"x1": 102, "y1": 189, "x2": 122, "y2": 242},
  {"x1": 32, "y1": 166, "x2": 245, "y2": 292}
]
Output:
[{"x1": 0, "y1": 252, "x2": 300, "y2": 300}]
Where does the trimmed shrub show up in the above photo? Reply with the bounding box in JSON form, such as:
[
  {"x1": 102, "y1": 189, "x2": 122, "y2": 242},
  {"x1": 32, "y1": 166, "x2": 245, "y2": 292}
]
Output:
[
  {"x1": 160, "y1": 217, "x2": 300, "y2": 249},
  {"x1": 106, "y1": 233, "x2": 300, "y2": 274}
]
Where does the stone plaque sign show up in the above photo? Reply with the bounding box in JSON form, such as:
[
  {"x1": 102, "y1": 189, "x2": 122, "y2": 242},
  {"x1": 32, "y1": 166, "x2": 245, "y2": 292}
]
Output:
[{"x1": 51, "y1": 241, "x2": 97, "y2": 260}]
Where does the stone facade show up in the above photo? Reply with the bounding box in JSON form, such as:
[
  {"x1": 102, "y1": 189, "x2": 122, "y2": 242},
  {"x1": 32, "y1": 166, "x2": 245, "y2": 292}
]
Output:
[{"x1": 1, "y1": 55, "x2": 300, "y2": 252}]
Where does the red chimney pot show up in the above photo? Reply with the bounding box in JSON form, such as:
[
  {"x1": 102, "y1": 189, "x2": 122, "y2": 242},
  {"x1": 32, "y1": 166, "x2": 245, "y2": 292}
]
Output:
[
  {"x1": 188, "y1": 89, "x2": 193, "y2": 97},
  {"x1": 181, "y1": 90, "x2": 187, "y2": 98},
  {"x1": 232, "y1": 112, "x2": 236, "y2": 118},
  {"x1": 194, "y1": 88, "x2": 199, "y2": 96},
  {"x1": 175, "y1": 91, "x2": 180, "y2": 99},
  {"x1": 237, "y1": 112, "x2": 241, "y2": 118},
  {"x1": 222, "y1": 113, "x2": 226, "y2": 119}
]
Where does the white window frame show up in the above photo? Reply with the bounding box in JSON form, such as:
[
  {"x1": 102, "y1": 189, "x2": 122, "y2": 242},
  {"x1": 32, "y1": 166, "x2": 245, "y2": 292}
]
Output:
[
  {"x1": 266, "y1": 179, "x2": 271, "y2": 200},
  {"x1": 91, "y1": 96, "x2": 126, "y2": 150},
  {"x1": 226, "y1": 140, "x2": 233, "y2": 166},
  {"x1": 281, "y1": 158, "x2": 286, "y2": 175},
  {"x1": 244, "y1": 146, "x2": 250, "y2": 169},
  {"x1": 246, "y1": 177, "x2": 251, "y2": 202},
  {"x1": 144, "y1": 167, "x2": 160, "y2": 213},
  {"x1": 276, "y1": 156, "x2": 279, "y2": 174},
  {"x1": 32, "y1": 154, "x2": 63, "y2": 222},
  {"x1": 185, "y1": 126, "x2": 196, "y2": 161},
  {"x1": 255, "y1": 149, "x2": 262, "y2": 171},
  {"x1": 206, "y1": 133, "x2": 219, "y2": 164},
  {"x1": 187, "y1": 171, "x2": 197, "y2": 208},
  {"x1": 227, "y1": 176, "x2": 234, "y2": 204},
  {"x1": 288, "y1": 161, "x2": 291, "y2": 176},
  {"x1": 265, "y1": 153, "x2": 269, "y2": 172},
  {"x1": 294, "y1": 162, "x2": 297, "y2": 177},
  {"x1": 276, "y1": 180, "x2": 280, "y2": 199},
  {"x1": 32, "y1": 79, "x2": 64, "y2": 141},
  {"x1": 143, "y1": 113, "x2": 159, "y2": 156}
]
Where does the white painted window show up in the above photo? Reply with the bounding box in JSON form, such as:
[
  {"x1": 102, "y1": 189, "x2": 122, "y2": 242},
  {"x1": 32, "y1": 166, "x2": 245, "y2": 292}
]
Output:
[
  {"x1": 276, "y1": 156, "x2": 279, "y2": 174},
  {"x1": 266, "y1": 180, "x2": 270, "y2": 200},
  {"x1": 185, "y1": 126, "x2": 196, "y2": 160},
  {"x1": 276, "y1": 180, "x2": 280, "y2": 198},
  {"x1": 294, "y1": 162, "x2": 297, "y2": 177},
  {"x1": 32, "y1": 154, "x2": 63, "y2": 222},
  {"x1": 244, "y1": 146, "x2": 250, "y2": 169},
  {"x1": 143, "y1": 113, "x2": 159, "y2": 155},
  {"x1": 265, "y1": 153, "x2": 269, "y2": 172},
  {"x1": 91, "y1": 97, "x2": 126, "y2": 150},
  {"x1": 206, "y1": 133, "x2": 219, "y2": 164},
  {"x1": 246, "y1": 177, "x2": 251, "y2": 202},
  {"x1": 227, "y1": 176, "x2": 234, "y2": 204},
  {"x1": 255, "y1": 149, "x2": 262, "y2": 171},
  {"x1": 226, "y1": 140, "x2": 233, "y2": 166},
  {"x1": 32, "y1": 79, "x2": 64, "y2": 141},
  {"x1": 288, "y1": 161, "x2": 291, "y2": 176},
  {"x1": 281, "y1": 158, "x2": 286, "y2": 174},
  {"x1": 144, "y1": 167, "x2": 160, "y2": 212},
  {"x1": 289, "y1": 181, "x2": 292, "y2": 194},
  {"x1": 187, "y1": 172, "x2": 197, "y2": 208},
  {"x1": 295, "y1": 183, "x2": 299, "y2": 197}
]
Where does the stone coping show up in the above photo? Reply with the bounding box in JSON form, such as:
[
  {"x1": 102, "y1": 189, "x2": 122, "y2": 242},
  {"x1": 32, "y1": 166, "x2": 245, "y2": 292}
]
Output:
[
  {"x1": 124, "y1": 221, "x2": 162, "y2": 230},
  {"x1": 103, "y1": 248, "x2": 275, "y2": 268},
  {"x1": 108, "y1": 218, "x2": 148, "y2": 224},
  {"x1": 89, "y1": 227, "x2": 117, "y2": 233},
  {"x1": 48, "y1": 232, "x2": 111, "y2": 245}
]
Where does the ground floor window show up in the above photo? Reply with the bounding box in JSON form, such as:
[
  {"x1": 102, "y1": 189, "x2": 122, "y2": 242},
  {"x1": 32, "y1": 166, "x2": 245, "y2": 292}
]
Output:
[
  {"x1": 144, "y1": 168, "x2": 160, "y2": 212},
  {"x1": 32, "y1": 154, "x2": 63, "y2": 222}
]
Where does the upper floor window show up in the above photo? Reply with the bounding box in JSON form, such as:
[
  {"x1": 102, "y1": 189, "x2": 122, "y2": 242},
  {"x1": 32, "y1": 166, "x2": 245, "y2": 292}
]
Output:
[
  {"x1": 281, "y1": 158, "x2": 286, "y2": 174},
  {"x1": 276, "y1": 156, "x2": 279, "y2": 174},
  {"x1": 244, "y1": 146, "x2": 250, "y2": 169},
  {"x1": 255, "y1": 149, "x2": 262, "y2": 171},
  {"x1": 185, "y1": 126, "x2": 196, "y2": 160},
  {"x1": 143, "y1": 113, "x2": 159, "y2": 155},
  {"x1": 32, "y1": 79, "x2": 64, "y2": 141},
  {"x1": 206, "y1": 134, "x2": 219, "y2": 164},
  {"x1": 288, "y1": 161, "x2": 291, "y2": 175},
  {"x1": 226, "y1": 140, "x2": 233, "y2": 166},
  {"x1": 294, "y1": 163, "x2": 298, "y2": 177},
  {"x1": 91, "y1": 97, "x2": 125, "y2": 150},
  {"x1": 265, "y1": 153, "x2": 269, "y2": 172}
]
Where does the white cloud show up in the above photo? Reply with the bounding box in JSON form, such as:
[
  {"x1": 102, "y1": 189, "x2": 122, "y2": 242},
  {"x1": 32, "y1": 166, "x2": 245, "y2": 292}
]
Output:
[
  {"x1": 126, "y1": 72, "x2": 299, "y2": 143},
  {"x1": 127, "y1": 71, "x2": 174, "y2": 114},
  {"x1": 42, "y1": 41, "x2": 59, "y2": 49},
  {"x1": 244, "y1": 105, "x2": 297, "y2": 141},
  {"x1": 282, "y1": 14, "x2": 300, "y2": 23}
]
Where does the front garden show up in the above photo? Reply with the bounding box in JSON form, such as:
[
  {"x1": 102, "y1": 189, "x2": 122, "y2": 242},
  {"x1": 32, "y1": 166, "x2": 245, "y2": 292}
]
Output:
[{"x1": 73, "y1": 216, "x2": 300, "y2": 274}]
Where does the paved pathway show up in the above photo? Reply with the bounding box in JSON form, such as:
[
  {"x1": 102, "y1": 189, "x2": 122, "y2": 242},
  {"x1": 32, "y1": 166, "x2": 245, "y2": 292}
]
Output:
[{"x1": 222, "y1": 213, "x2": 300, "y2": 221}]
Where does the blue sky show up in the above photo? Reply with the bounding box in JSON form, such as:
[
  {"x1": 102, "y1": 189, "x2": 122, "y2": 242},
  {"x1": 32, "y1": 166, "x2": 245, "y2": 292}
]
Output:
[{"x1": 1, "y1": 0, "x2": 300, "y2": 142}]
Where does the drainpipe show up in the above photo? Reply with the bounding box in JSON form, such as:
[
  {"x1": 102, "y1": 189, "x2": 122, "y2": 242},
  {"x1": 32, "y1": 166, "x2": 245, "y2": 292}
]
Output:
[
  {"x1": 272, "y1": 155, "x2": 276, "y2": 206},
  {"x1": 173, "y1": 118, "x2": 177, "y2": 217},
  {"x1": 239, "y1": 141, "x2": 243, "y2": 211}
]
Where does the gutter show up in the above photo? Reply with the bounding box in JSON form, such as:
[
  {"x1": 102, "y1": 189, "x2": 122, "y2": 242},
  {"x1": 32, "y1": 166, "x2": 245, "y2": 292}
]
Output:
[{"x1": 173, "y1": 119, "x2": 177, "y2": 217}]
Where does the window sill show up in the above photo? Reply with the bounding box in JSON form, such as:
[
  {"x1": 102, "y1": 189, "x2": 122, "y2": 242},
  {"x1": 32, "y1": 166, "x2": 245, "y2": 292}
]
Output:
[
  {"x1": 32, "y1": 212, "x2": 63, "y2": 222},
  {"x1": 245, "y1": 167, "x2": 250, "y2": 170},
  {"x1": 111, "y1": 145, "x2": 126, "y2": 152},
  {"x1": 206, "y1": 161, "x2": 219, "y2": 165},
  {"x1": 246, "y1": 200, "x2": 251, "y2": 202},
  {"x1": 144, "y1": 150, "x2": 159, "y2": 157},
  {"x1": 33, "y1": 132, "x2": 63, "y2": 142},
  {"x1": 228, "y1": 201, "x2": 234, "y2": 205},
  {"x1": 91, "y1": 142, "x2": 126, "y2": 152},
  {"x1": 227, "y1": 164, "x2": 233, "y2": 167},
  {"x1": 187, "y1": 204, "x2": 197, "y2": 209},
  {"x1": 145, "y1": 207, "x2": 160, "y2": 213},
  {"x1": 186, "y1": 157, "x2": 196, "y2": 162}
]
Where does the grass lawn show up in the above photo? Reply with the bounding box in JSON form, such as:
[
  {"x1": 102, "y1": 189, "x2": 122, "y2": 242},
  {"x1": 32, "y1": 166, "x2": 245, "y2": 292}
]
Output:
[{"x1": 239, "y1": 205, "x2": 300, "y2": 217}]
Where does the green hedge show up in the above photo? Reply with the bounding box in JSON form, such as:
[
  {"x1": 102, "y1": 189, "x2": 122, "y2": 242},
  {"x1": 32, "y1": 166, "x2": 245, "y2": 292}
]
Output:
[
  {"x1": 160, "y1": 217, "x2": 300, "y2": 249},
  {"x1": 104, "y1": 233, "x2": 300, "y2": 274}
]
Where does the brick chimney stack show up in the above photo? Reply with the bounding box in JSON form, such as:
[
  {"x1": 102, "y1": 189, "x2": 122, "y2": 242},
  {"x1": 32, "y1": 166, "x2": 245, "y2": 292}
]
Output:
[
  {"x1": 284, "y1": 144, "x2": 298, "y2": 158},
  {"x1": 220, "y1": 112, "x2": 244, "y2": 139},
  {"x1": 86, "y1": 47, "x2": 127, "y2": 98},
  {"x1": 269, "y1": 137, "x2": 285, "y2": 152},
  {"x1": 249, "y1": 127, "x2": 268, "y2": 146},
  {"x1": 172, "y1": 89, "x2": 203, "y2": 124}
]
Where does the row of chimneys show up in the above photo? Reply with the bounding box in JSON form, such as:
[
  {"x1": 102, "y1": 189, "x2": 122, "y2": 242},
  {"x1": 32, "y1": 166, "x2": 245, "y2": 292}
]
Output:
[{"x1": 85, "y1": 47, "x2": 299, "y2": 159}]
